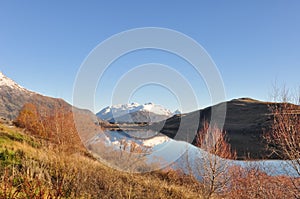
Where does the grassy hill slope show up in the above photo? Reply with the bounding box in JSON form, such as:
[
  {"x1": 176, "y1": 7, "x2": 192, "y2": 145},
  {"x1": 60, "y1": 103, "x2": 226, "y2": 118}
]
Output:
[{"x1": 0, "y1": 122, "x2": 204, "y2": 199}]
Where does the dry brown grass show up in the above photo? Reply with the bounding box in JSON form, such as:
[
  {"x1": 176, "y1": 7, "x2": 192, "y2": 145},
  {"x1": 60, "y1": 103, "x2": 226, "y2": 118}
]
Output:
[{"x1": 0, "y1": 122, "x2": 206, "y2": 199}]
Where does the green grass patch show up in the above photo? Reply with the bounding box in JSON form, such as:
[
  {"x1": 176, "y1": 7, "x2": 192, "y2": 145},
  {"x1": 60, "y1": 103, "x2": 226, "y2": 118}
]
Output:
[
  {"x1": 0, "y1": 148, "x2": 25, "y2": 168},
  {"x1": 0, "y1": 124, "x2": 40, "y2": 148}
]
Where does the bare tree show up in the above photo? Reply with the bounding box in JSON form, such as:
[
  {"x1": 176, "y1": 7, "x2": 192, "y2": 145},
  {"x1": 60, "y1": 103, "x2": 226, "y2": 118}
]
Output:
[
  {"x1": 266, "y1": 85, "x2": 300, "y2": 197},
  {"x1": 189, "y1": 121, "x2": 236, "y2": 199}
]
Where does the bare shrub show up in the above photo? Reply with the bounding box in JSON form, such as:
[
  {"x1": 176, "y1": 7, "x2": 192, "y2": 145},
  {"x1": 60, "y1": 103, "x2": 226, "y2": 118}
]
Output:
[
  {"x1": 265, "y1": 85, "x2": 300, "y2": 196},
  {"x1": 185, "y1": 121, "x2": 236, "y2": 199},
  {"x1": 228, "y1": 164, "x2": 300, "y2": 199}
]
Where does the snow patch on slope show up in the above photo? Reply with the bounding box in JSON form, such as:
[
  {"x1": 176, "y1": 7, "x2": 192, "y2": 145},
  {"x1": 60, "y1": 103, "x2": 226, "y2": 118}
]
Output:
[{"x1": 0, "y1": 72, "x2": 27, "y2": 92}]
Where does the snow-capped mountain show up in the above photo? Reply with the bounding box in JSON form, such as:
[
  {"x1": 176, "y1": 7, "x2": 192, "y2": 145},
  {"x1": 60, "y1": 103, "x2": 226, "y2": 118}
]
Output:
[
  {"x1": 0, "y1": 72, "x2": 98, "y2": 125},
  {"x1": 0, "y1": 72, "x2": 34, "y2": 119},
  {"x1": 96, "y1": 102, "x2": 174, "y2": 123},
  {"x1": 0, "y1": 72, "x2": 28, "y2": 92}
]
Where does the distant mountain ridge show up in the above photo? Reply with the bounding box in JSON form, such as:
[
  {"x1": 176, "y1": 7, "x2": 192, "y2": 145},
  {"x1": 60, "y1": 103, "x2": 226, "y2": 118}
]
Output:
[
  {"x1": 0, "y1": 72, "x2": 28, "y2": 92},
  {"x1": 0, "y1": 72, "x2": 97, "y2": 122},
  {"x1": 0, "y1": 72, "x2": 36, "y2": 119},
  {"x1": 0, "y1": 72, "x2": 73, "y2": 120},
  {"x1": 0, "y1": 71, "x2": 104, "y2": 148},
  {"x1": 96, "y1": 102, "x2": 175, "y2": 123}
]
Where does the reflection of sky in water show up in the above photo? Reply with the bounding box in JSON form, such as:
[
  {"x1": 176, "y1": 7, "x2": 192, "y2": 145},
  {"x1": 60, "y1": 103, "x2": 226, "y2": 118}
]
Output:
[
  {"x1": 90, "y1": 130, "x2": 299, "y2": 177},
  {"x1": 97, "y1": 130, "x2": 189, "y2": 168}
]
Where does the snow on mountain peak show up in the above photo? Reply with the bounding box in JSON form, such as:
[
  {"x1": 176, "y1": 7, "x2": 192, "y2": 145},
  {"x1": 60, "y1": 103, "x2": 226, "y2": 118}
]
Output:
[
  {"x1": 0, "y1": 72, "x2": 26, "y2": 91},
  {"x1": 96, "y1": 102, "x2": 174, "y2": 122}
]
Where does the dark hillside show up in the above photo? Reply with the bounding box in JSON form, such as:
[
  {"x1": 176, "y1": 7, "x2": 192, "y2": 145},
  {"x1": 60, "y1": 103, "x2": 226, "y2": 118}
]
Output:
[{"x1": 151, "y1": 98, "x2": 300, "y2": 159}]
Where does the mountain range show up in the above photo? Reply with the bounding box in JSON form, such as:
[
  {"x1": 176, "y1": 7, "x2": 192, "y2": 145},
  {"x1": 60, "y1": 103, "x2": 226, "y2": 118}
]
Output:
[
  {"x1": 1, "y1": 72, "x2": 300, "y2": 160},
  {"x1": 96, "y1": 102, "x2": 177, "y2": 123}
]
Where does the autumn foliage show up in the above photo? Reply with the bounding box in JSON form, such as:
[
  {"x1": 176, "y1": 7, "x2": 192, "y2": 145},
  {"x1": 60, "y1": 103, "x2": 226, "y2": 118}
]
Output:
[
  {"x1": 196, "y1": 121, "x2": 236, "y2": 159},
  {"x1": 14, "y1": 102, "x2": 84, "y2": 153},
  {"x1": 228, "y1": 165, "x2": 300, "y2": 199}
]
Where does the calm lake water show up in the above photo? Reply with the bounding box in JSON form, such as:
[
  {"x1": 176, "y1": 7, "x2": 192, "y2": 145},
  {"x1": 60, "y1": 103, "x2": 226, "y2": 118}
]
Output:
[{"x1": 89, "y1": 129, "x2": 299, "y2": 177}]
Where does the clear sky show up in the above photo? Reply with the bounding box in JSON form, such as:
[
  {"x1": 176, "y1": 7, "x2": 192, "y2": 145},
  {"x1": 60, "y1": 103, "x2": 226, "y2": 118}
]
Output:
[{"x1": 0, "y1": 1, "x2": 299, "y2": 113}]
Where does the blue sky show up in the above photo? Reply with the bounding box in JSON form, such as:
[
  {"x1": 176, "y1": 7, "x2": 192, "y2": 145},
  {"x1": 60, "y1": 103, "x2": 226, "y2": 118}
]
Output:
[{"x1": 0, "y1": 1, "x2": 299, "y2": 113}]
